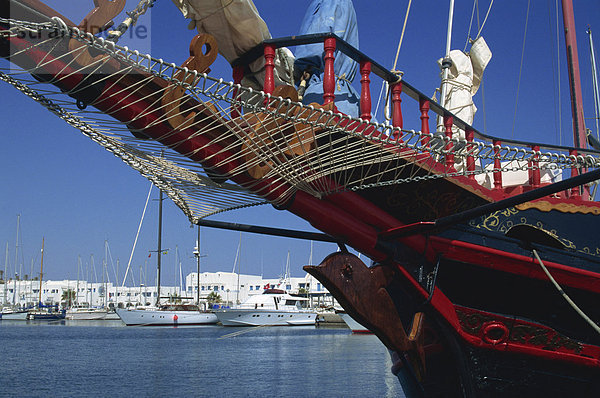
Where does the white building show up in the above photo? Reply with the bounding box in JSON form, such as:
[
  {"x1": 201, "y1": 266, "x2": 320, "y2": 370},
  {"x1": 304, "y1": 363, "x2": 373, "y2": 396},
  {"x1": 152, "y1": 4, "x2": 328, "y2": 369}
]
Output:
[{"x1": 0, "y1": 270, "x2": 335, "y2": 309}]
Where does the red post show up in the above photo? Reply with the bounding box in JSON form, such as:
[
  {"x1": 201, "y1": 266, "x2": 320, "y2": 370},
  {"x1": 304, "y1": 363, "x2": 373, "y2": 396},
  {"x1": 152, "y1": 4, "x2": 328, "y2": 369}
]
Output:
[
  {"x1": 528, "y1": 145, "x2": 540, "y2": 188},
  {"x1": 569, "y1": 149, "x2": 581, "y2": 198},
  {"x1": 323, "y1": 37, "x2": 336, "y2": 105},
  {"x1": 263, "y1": 44, "x2": 276, "y2": 95},
  {"x1": 419, "y1": 98, "x2": 430, "y2": 147},
  {"x1": 444, "y1": 115, "x2": 454, "y2": 170},
  {"x1": 466, "y1": 128, "x2": 475, "y2": 180},
  {"x1": 359, "y1": 60, "x2": 372, "y2": 121},
  {"x1": 231, "y1": 65, "x2": 244, "y2": 118},
  {"x1": 391, "y1": 81, "x2": 403, "y2": 133},
  {"x1": 493, "y1": 139, "x2": 503, "y2": 190}
]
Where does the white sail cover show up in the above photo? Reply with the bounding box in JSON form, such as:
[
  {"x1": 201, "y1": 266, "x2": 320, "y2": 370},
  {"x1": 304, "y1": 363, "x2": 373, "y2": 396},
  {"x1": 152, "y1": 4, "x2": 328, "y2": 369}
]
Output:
[
  {"x1": 171, "y1": 0, "x2": 294, "y2": 89},
  {"x1": 439, "y1": 36, "x2": 492, "y2": 135}
]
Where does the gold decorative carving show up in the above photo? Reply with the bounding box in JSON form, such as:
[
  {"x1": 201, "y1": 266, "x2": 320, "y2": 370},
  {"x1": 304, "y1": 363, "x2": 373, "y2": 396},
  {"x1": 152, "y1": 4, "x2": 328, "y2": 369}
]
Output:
[{"x1": 516, "y1": 200, "x2": 600, "y2": 215}]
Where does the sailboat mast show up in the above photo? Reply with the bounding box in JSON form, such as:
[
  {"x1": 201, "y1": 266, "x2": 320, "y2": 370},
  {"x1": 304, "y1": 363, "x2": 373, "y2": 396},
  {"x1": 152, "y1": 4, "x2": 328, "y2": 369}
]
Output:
[
  {"x1": 156, "y1": 188, "x2": 163, "y2": 306},
  {"x1": 38, "y1": 237, "x2": 44, "y2": 307},
  {"x1": 3, "y1": 242, "x2": 8, "y2": 305}
]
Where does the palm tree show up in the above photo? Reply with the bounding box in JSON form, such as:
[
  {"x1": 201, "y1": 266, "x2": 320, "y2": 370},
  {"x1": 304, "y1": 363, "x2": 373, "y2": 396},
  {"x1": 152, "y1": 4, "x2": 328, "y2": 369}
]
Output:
[
  {"x1": 206, "y1": 291, "x2": 222, "y2": 305},
  {"x1": 61, "y1": 289, "x2": 76, "y2": 308}
]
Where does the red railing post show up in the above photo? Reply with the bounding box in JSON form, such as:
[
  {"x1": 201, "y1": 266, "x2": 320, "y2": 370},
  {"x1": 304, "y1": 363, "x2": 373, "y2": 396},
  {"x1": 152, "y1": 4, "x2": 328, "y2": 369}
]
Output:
[
  {"x1": 323, "y1": 37, "x2": 336, "y2": 105},
  {"x1": 444, "y1": 114, "x2": 454, "y2": 171},
  {"x1": 359, "y1": 60, "x2": 372, "y2": 121},
  {"x1": 231, "y1": 65, "x2": 244, "y2": 118},
  {"x1": 419, "y1": 98, "x2": 430, "y2": 147},
  {"x1": 528, "y1": 145, "x2": 541, "y2": 189},
  {"x1": 466, "y1": 128, "x2": 475, "y2": 180},
  {"x1": 570, "y1": 149, "x2": 581, "y2": 198},
  {"x1": 263, "y1": 44, "x2": 276, "y2": 96},
  {"x1": 391, "y1": 81, "x2": 403, "y2": 140},
  {"x1": 493, "y1": 139, "x2": 503, "y2": 190}
]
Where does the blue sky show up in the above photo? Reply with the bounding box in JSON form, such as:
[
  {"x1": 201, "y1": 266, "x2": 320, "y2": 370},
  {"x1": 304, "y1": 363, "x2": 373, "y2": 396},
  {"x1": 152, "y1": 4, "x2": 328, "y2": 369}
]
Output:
[{"x1": 2, "y1": 1, "x2": 600, "y2": 286}]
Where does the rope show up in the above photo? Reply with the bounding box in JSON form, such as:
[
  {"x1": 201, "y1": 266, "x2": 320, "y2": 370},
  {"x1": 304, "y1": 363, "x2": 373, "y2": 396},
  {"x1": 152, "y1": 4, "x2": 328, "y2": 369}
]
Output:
[
  {"x1": 392, "y1": 0, "x2": 412, "y2": 72},
  {"x1": 473, "y1": 0, "x2": 494, "y2": 41},
  {"x1": 122, "y1": 183, "x2": 153, "y2": 288},
  {"x1": 532, "y1": 249, "x2": 600, "y2": 336},
  {"x1": 108, "y1": 0, "x2": 156, "y2": 42}
]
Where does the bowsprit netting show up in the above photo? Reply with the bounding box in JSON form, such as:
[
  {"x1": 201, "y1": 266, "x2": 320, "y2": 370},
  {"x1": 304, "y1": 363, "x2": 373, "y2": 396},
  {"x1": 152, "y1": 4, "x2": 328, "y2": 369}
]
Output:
[{"x1": 2, "y1": 17, "x2": 600, "y2": 223}]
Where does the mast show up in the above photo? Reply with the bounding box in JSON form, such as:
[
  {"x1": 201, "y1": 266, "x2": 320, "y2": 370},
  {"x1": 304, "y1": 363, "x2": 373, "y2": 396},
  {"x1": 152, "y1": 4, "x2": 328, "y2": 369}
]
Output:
[
  {"x1": 561, "y1": 0, "x2": 589, "y2": 197},
  {"x1": 561, "y1": 0, "x2": 587, "y2": 149},
  {"x1": 156, "y1": 187, "x2": 163, "y2": 306},
  {"x1": 76, "y1": 255, "x2": 81, "y2": 307},
  {"x1": 438, "y1": 0, "x2": 455, "y2": 129},
  {"x1": 38, "y1": 237, "x2": 44, "y2": 307},
  {"x1": 14, "y1": 214, "x2": 20, "y2": 307},
  {"x1": 3, "y1": 242, "x2": 8, "y2": 306},
  {"x1": 194, "y1": 226, "x2": 200, "y2": 305}
]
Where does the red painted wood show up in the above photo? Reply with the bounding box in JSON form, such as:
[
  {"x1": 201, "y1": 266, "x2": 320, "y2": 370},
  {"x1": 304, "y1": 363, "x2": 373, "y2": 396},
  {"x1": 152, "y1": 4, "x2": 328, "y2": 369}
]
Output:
[
  {"x1": 466, "y1": 128, "x2": 475, "y2": 180},
  {"x1": 569, "y1": 149, "x2": 581, "y2": 199},
  {"x1": 493, "y1": 139, "x2": 502, "y2": 190},
  {"x1": 444, "y1": 115, "x2": 454, "y2": 171},
  {"x1": 323, "y1": 37, "x2": 336, "y2": 105},
  {"x1": 359, "y1": 60, "x2": 372, "y2": 121},
  {"x1": 391, "y1": 81, "x2": 403, "y2": 131},
  {"x1": 263, "y1": 44, "x2": 276, "y2": 95},
  {"x1": 419, "y1": 98, "x2": 430, "y2": 146},
  {"x1": 529, "y1": 145, "x2": 541, "y2": 188}
]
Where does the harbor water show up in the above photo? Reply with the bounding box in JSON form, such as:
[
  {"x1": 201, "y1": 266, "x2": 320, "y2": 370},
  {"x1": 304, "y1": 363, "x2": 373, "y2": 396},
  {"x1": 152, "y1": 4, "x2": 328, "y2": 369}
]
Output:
[{"x1": 0, "y1": 321, "x2": 404, "y2": 397}]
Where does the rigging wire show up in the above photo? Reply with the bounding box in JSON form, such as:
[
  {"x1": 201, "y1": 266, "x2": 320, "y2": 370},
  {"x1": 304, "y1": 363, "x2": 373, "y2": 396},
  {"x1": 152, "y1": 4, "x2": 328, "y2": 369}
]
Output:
[
  {"x1": 511, "y1": 0, "x2": 531, "y2": 139},
  {"x1": 547, "y1": 0, "x2": 562, "y2": 146},
  {"x1": 555, "y1": 0, "x2": 563, "y2": 146},
  {"x1": 377, "y1": 0, "x2": 411, "y2": 123}
]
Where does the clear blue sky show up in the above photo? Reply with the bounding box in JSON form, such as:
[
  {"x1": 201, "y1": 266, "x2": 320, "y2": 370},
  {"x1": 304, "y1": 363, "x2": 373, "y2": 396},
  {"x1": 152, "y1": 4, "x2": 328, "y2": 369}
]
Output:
[{"x1": 2, "y1": 1, "x2": 600, "y2": 286}]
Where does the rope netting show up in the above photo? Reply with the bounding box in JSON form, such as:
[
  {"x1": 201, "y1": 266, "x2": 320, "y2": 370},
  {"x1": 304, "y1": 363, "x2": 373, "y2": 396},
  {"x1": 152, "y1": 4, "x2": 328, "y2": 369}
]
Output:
[{"x1": 2, "y1": 17, "x2": 600, "y2": 223}]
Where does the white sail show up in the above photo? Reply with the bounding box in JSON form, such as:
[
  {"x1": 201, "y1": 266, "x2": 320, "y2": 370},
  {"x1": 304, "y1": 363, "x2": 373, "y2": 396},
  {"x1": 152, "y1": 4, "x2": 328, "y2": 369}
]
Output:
[{"x1": 170, "y1": 0, "x2": 295, "y2": 89}]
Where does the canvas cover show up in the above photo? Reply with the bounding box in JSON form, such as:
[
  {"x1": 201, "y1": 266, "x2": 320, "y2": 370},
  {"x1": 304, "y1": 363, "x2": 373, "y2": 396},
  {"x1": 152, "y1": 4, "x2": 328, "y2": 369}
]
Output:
[
  {"x1": 294, "y1": 0, "x2": 360, "y2": 117},
  {"x1": 170, "y1": 0, "x2": 294, "y2": 89},
  {"x1": 438, "y1": 36, "x2": 492, "y2": 132}
]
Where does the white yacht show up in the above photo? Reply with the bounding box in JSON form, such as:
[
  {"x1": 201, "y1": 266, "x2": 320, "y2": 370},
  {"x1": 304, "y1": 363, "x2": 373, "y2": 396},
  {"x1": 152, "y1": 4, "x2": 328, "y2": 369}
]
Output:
[
  {"x1": 116, "y1": 304, "x2": 218, "y2": 326},
  {"x1": 215, "y1": 289, "x2": 317, "y2": 326},
  {"x1": 65, "y1": 306, "x2": 117, "y2": 320}
]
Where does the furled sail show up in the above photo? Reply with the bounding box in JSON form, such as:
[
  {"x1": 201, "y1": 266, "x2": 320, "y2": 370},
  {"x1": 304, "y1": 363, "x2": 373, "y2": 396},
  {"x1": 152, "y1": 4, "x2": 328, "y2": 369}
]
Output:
[
  {"x1": 170, "y1": 0, "x2": 294, "y2": 89},
  {"x1": 438, "y1": 36, "x2": 492, "y2": 136}
]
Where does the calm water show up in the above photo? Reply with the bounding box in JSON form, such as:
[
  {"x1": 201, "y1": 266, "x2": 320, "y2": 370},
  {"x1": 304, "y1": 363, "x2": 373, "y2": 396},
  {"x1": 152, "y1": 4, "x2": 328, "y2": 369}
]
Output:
[{"x1": 0, "y1": 320, "x2": 404, "y2": 397}]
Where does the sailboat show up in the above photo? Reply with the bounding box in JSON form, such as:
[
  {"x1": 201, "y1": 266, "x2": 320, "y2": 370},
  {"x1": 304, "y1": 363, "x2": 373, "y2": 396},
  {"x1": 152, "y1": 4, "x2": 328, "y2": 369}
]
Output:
[
  {"x1": 1, "y1": 215, "x2": 28, "y2": 320},
  {"x1": 2, "y1": 0, "x2": 600, "y2": 394},
  {"x1": 28, "y1": 238, "x2": 66, "y2": 320},
  {"x1": 116, "y1": 186, "x2": 218, "y2": 326}
]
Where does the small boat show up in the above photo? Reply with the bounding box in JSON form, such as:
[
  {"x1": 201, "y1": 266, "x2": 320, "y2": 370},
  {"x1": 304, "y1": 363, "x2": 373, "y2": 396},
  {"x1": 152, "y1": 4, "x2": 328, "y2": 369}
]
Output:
[
  {"x1": 0, "y1": 308, "x2": 29, "y2": 321},
  {"x1": 337, "y1": 310, "x2": 372, "y2": 334},
  {"x1": 116, "y1": 304, "x2": 218, "y2": 326},
  {"x1": 28, "y1": 306, "x2": 66, "y2": 320},
  {"x1": 215, "y1": 289, "x2": 317, "y2": 327},
  {"x1": 65, "y1": 306, "x2": 114, "y2": 320}
]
